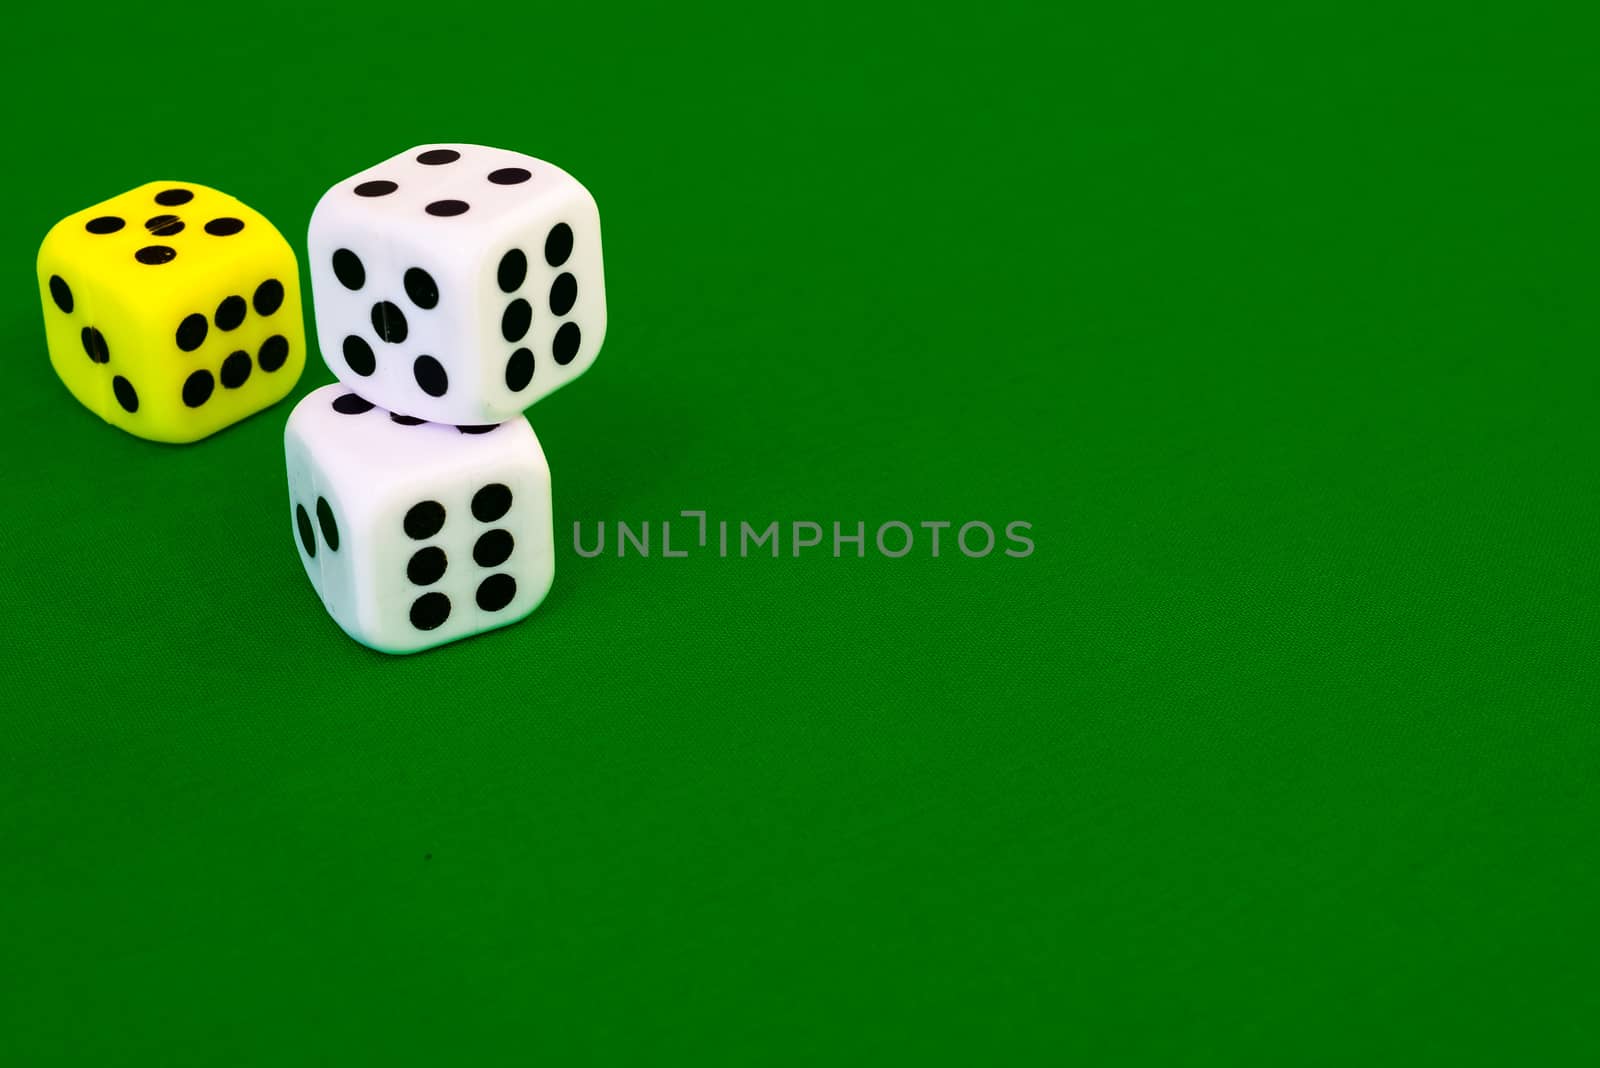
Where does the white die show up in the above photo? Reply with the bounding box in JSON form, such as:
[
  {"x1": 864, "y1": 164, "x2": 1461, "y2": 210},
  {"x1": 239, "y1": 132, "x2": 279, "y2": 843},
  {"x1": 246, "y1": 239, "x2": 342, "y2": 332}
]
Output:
[
  {"x1": 284, "y1": 384, "x2": 555, "y2": 654},
  {"x1": 307, "y1": 143, "x2": 606, "y2": 425}
]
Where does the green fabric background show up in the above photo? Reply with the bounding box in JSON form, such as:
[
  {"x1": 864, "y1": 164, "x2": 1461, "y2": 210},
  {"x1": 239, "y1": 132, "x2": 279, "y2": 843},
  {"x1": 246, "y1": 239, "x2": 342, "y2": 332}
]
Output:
[{"x1": 3, "y1": 2, "x2": 1597, "y2": 1063}]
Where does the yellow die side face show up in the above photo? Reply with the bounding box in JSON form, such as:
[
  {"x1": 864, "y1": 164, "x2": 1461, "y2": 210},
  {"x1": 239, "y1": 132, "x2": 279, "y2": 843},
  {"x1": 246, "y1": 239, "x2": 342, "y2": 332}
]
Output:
[{"x1": 37, "y1": 181, "x2": 306, "y2": 444}]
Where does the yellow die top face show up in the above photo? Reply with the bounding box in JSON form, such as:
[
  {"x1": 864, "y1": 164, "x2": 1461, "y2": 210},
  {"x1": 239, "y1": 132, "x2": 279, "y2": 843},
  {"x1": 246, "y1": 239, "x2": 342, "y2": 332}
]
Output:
[{"x1": 37, "y1": 181, "x2": 306, "y2": 444}]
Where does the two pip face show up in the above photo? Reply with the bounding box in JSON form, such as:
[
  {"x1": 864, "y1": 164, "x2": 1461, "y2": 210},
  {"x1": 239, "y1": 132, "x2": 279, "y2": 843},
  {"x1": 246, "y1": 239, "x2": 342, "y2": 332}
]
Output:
[{"x1": 307, "y1": 143, "x2": 606, "y2": 426}]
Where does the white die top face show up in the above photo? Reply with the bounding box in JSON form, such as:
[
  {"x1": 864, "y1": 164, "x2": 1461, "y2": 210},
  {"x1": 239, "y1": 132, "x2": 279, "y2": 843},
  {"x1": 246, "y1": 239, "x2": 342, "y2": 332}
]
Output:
[
  {"x1": 307, "y1": 144, "x2": 607, "y2": 425},
  {"x1": 284, "y1": 384, "x2": 555, "y2": 654}
]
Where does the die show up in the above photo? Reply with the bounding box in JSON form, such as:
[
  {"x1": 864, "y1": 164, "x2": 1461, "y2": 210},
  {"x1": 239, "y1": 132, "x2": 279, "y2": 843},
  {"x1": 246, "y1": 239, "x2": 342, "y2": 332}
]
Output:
[
  {"x1": 284, "y1": 384, "x2": 555, "y2": 654},
  {"x1": 37, "y1": 181, "x2": 305, "y2": 443},
  {"x1": 307, "y1": 143, "x2": 607, "y2": 426}
]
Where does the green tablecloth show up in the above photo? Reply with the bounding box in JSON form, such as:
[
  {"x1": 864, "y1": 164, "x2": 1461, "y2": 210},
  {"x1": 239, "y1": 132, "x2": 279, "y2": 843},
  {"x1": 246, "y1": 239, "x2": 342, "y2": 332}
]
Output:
[{"x1": 3, "y1": 2, "x2": 1596, "y2": 1063}]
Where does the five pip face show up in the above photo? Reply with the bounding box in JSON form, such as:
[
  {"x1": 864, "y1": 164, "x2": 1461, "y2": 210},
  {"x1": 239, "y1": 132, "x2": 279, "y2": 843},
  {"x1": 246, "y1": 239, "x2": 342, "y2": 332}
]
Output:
[{"x1": 307, "y1": 143, "x2": 607, "y2": 426}]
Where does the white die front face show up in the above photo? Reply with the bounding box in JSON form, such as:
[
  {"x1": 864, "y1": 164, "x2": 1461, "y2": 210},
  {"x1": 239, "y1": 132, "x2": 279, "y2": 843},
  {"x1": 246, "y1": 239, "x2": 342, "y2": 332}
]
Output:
[
  {"x1": 307, "y1": 143, "x2": 607, "y2": 426},
  {"x1": 283, "y1": 385, "x2": 556, "y2": 654}
]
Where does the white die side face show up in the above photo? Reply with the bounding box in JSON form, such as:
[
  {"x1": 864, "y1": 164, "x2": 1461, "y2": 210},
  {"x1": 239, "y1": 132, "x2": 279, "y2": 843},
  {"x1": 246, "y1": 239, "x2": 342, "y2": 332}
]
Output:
[
  {"x1": 284, "y1": 432, "x2": 362, "y2": 637},
  {"x1": 283, "y1": 385, "x2": 556, "y2": 654},
  {"x1": 477, "y1": 185, "x2": 606, "y2": 420},
  {"x1": 307, "y1": 143, "x2": 607, "y2": 425}
]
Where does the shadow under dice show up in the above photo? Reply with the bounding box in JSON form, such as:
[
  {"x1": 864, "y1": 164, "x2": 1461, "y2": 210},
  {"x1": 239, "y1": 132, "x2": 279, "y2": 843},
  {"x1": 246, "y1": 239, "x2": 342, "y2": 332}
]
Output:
[
  {"x1": 284, "y1": 384, "x2": 555, "y2": 654},
  {"x1": 37, "y1": 181, "x2": 305, "y2": 443},
  {"x1": 307, "y1": 143, "x2": 606, "y2": 427}
]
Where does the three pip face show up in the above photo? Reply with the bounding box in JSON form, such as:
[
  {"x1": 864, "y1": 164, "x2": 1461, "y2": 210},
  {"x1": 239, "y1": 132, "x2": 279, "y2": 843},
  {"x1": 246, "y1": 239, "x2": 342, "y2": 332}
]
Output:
[{"x1": 289, "y1": 142, "x2": 607, "y2": 654}]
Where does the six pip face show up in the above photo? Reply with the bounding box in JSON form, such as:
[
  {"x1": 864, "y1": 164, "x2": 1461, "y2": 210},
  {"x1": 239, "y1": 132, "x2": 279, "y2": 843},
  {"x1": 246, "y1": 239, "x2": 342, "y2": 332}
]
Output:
[{"x1": 307, "y1": 143, "x2": 607, "y2": 426}]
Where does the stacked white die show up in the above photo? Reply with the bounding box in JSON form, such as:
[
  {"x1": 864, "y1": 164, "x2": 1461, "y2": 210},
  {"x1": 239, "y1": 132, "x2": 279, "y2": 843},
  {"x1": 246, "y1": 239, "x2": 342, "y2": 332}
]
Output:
[{"x1": 284, "y1": 144, "x2": 606, "y2": 653}]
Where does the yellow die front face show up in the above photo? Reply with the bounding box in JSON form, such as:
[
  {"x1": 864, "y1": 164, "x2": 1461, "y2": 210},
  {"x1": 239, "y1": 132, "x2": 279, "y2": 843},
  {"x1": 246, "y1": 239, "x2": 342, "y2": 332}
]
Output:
[{"x1": 37, "y1": 181, "x2": 306, "y2": 443}]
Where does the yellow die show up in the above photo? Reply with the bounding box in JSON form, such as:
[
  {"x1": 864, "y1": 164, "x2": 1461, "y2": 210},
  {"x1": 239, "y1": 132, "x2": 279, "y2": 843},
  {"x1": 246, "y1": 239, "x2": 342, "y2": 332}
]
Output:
[{"x1": 36, "y1": 181, "x2": 306, "y2": 443}]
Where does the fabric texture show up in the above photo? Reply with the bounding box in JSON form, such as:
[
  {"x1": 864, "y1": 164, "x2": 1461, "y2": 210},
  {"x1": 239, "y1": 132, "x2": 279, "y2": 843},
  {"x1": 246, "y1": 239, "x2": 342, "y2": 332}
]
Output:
[{"x1": 1, "y1": 2, "x2": 1596, "y2": 1064}]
